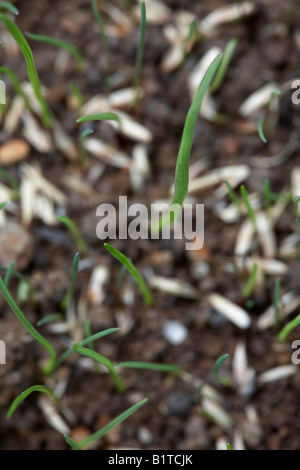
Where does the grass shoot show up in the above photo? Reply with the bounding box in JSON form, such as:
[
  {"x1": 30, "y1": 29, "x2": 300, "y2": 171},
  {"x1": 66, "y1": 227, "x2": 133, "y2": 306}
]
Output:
[
  {"x1": 156, "y1": 53, "x2": 222, "y2": 232},
  {"x1": 240, "y1": 185, "x2": 256, "y2": 230},
  {"x1": 65, "y1": 398, "x2": 148, "y2": 450},
  {"x1": 0, "y1": 275, "x2": 57, "y2": 374},
  {"x1": 57, "y1": 216, "x2": 88, "y2": 255},
  {"x1": 7, "y1": 385, "x2": 58, "y2": 418},
  {"x1": 257, "y1": 117, "x2": 267, "y2": 143},
  {"x1": 133, "y1": 1, "x2": 146, "y2": 106},
  {"x1": 60, "y1": 252, "x2": 80, "y2": 311},
  {"x1": 212, "y1": 353, "x2": 231, "y2": 387},
  {"x1": 210, "y1": 38, "x2": 238, "y2": 94},
  {"x1": 279, "y1": 313, "x2": 300, "y2": 342},
  {"x1": 104, "y1": 243, "x2": 153, "y2": 307},
  {"x1": 242, "y1": 263, "x2": 257, "y2": 299},
  {"x1": 0, "y1": 13, "x2": 52, "y2": 126},
  {"x1": 25, "y1": 32, "x2": 85, "y2": 72}
]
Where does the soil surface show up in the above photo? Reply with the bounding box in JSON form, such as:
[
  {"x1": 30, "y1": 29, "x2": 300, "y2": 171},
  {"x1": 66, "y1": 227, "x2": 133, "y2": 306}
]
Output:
[{"x1": 0, "y1": 0, "x2": 300, "y2": 450}]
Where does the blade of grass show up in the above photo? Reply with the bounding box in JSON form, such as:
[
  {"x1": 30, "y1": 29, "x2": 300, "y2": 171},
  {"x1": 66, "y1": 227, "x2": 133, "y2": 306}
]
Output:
[
  {"x1": 157, "y1": 54, "x2": 222, "y2": 231},
  {"x1": 4, "y1": 260, "x2": 14, "y2": 288},
  {"x1": 60, "y1": 252, "x2": 80, "y2": 311},
  {"x1": 65, "y1": 398, "x2": 148, "y2": 450},
  {"x1": 58, "y1": 217, "x2": 88, "y2": 255},
  {"x1": 257, "y1": 117, "x2": 267, "y2": 143},
  {"x1": 279, "y1": 313, "x2": 300, "y2": 342},
  {"x1": 133, "y1": 1, "x2": 146, "y2": 106},
  {"x1": 64, "y1": 434, "x2": 81, "y2": 450},
  {"x1": 273, "y1": 277, "x2": 281, "y2": 326},
  {"x1": 210, "y1": 38, "x2": 238, "y2": 94},
  {"x1": 0, "y1": 2, "x2": 18, "y2": 14},
  {"x1": 25, "y1": 32, "x2": 85, "y2": 72},
  {"x1": 0, "y1": 201, "x2": 7, "y2": 211},
  {"x1": 7, "y1": 385, "x2": 57, "y2": 418},
  {"x1": 240, "y1": 185, "x2": 256, "y2": 230},
  {"x1": 79, "y1": 128, "x2": 93, "y2": 165},
  {"x1": 212, "y1": 353, "x2": 231, "y2": 386},
  {"x1": 0, "y1": 66, "x2": 31, "y2": 108},
  {"x1": 117, "y1": 361, "x2": 180, "y2": 373},
  {"x1": 56, "y1": 327, "x2": 120, "y2": 368},
  {"x1": 37, "y1": 313, "x2": 64, "y2": 327},
  {"x1": 0, "y1": 13, "x2": 52, "y2": 126},
  {"x1": 223, "y1": 179, "x2": 241, "y2": 211},
  {"x1": 77, "y1": 112, "x2": 121, "y2": 125},
  {"x1": 73, "y1": 343, "x2": 125, "y2": 393},
  {"x1": 104, "y1": 243, "x2": 153, "y2": 307},
  {"x1": 69, "y1": 81, "x2": 84, "y2": 109},
  {"x1": 242, "y1": 263, "x2": 257, "y2": 298},
  {"x1": 91, "y1": 0, "x2": 111, "y2": 94},
  {"x1": 0, "y1": 275, "x2": 57, "y2": 374}
]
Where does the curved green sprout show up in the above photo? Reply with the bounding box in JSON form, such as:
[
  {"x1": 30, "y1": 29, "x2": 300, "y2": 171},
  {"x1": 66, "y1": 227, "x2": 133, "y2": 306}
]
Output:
[
  {"x1": 257, "y1": 117, "x2": 267, "y2": 143},
  {"x1": 65, "y1": 398, "x2": 148, "y2": 450},
  {"x1": 157, "y1": 54, "x2": 222, "y2": 231},
  {"x1": 0, "y1": 2, "x2": 18, "y2": 14},
  {"x1": 58, "y1": 216, "x2": 88, "y2": 255},
  {"x1": 117, "y1": 361, "x2": 180, "y2": 373},
  {"x1": 0, "y1": 13, "x2": 52, "y2": 126},
  {"x1": 134, "y1": 1, "x2": 146, "y2": 106},
  {"x1": 26, "y1": 32, "x2": 85, "y2": 72},
  {"x1": 210, "y1": 38, "x2": 238, "y2": 94},
  {"x1": 0, "y1": 275, "x2": 57, "y2": 374},
  {"x1": 213, "y1": 353, "x2": 231, "y2": 387},
  {"x1": 7, "y1": 385, "x2": 58, "y2": 418},
  {"x1": 104, "y1": 243, "x2": 153, "y2": 307},
  {"x1": 279, "y1": 313, "x2": 300, "y2": 342},
  {"x1": 77, "y1": 112, "x2": 121, "y2": 125},
  {"x1": 72, "y1": 343, "x2": 125, "y2": 393}
]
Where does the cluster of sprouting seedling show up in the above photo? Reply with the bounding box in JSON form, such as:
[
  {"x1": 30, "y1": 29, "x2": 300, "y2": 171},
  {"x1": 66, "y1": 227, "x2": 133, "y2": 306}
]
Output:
[{"x1": 0, "y1": 0, "x2": 264, "y2": 449}]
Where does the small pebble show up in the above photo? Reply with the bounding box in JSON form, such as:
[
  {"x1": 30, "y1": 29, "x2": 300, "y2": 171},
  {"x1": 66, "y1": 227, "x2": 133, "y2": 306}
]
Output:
[
  {"x1": 166, "y1": 392, "x2": 194, "y2": 417},
  {"x1": 162, "y1": 320, "x2": 188, "y2": 345}
]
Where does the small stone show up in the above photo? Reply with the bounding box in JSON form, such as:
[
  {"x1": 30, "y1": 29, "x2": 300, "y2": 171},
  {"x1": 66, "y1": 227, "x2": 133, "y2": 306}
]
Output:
[
  {"x1": 0, "y1": 139, "x2": 29, "y2": 165},
  {"x1": 137, "y1": 426, "x2": 153, "y2": 445},
  {"x1": 162, "y1": 320, "x2": 188, "y2": 346},
  {"x1": 0, "y1": 221, "x2": 34, "y2": 270},
  {"x1": 166, "y1": 392, "x2": 194, "y2": 417}
]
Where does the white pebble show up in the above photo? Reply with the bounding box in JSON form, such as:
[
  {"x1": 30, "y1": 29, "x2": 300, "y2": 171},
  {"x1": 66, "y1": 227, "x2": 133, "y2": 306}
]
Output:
[{"x1": 162, "y1": 320, "x2": 188, "y2": 346}]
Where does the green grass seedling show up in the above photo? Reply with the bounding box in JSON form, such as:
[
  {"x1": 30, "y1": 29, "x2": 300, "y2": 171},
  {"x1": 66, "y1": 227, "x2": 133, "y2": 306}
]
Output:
[
  {"x1": 0, "y1": 275, "x2": 57, "y2": 374},
  {"x1": 279, "y1": 313, "x2": 300, "y2": 342},
  {"x1": 104, "y1": 243, "x2": 153, "y2": 307},
  {"x1": 117, "y1": 361, "x2": 180, "y2": 373},
  {"x1": 65, "y1": 398, "x2": 148, "y2": 450},
  {"x1": 240, "y1": 185, "x2": 256, "y2": 230},
  {"x1": 73, "y1": 343, "x2": 125, "y2": 393},
  {"x1": 210, "y1": 38, "x2": 238, "y2": 94},
  {"x1": 0, "y1": 2, "x2": 18, "y2": 14},
  {"x1": 26, "y1": 32, "x2": 85, "y2": 72},
  {"x1": 212, "y1": 353, "x2": 231, "y2": 387},
  {"x1": 0, "y1": 13, "x2": 52, "y2": 126},
  {"x1": 58, "y1": 216, "x2": 88, "y2": 255},
  {"x1": 7, "y1": 385, "x2": 57, "y2": 418},
  {"x1": 242, "y1": 263, "x2": 257, "y2": 299},
  {"x1": 77, "y1": 112, "x2": 121, "y2": 125},
  {"x1": 273, "y1": 277, "x2": 281, "y2": 326},
  {"x1": 257, "y1": 117, "x2": 267, "y2": 143},
  {"x1": 60, "y1": 252, "x2": 80, "y2": 311},
  {"x1": 156, "y1": 54, "x2": 222, "y2": 232},
  {"x1": 133, "y1": 1, "x2": 146, "y2": 106}
]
